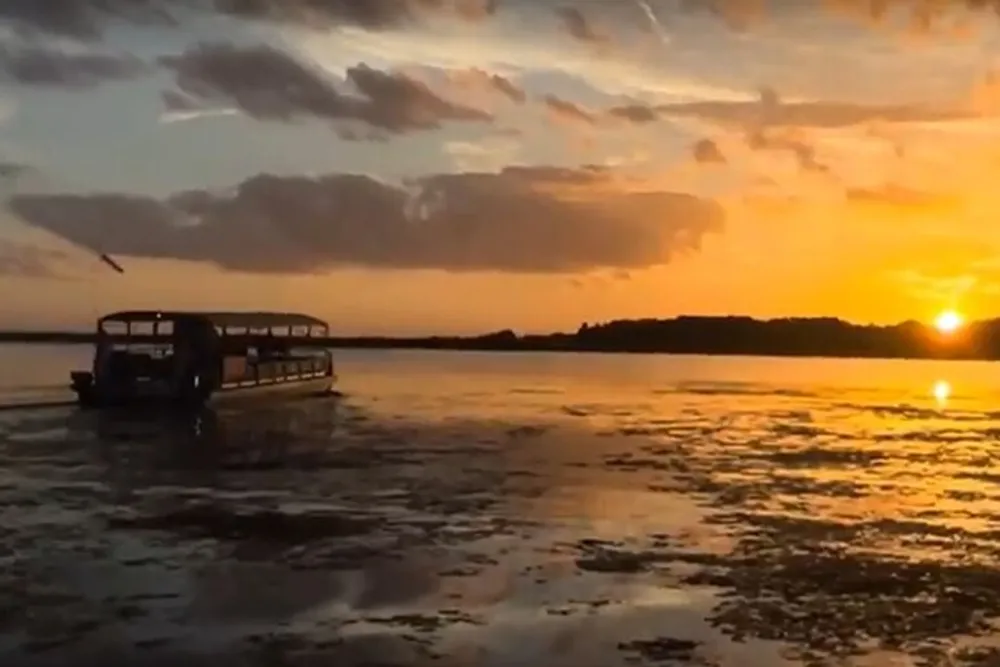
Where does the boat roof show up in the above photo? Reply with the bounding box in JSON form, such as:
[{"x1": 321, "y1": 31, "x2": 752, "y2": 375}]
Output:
[{"x1": 99, "y1": 310, "x2": 328, "y2": 329}]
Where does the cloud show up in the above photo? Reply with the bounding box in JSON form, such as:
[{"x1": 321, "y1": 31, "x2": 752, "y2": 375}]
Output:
[
  {"x1": 0, "y1": 240, "x2": 69, "y2": 278},
  {"x1": 160, "y1": 42, "x2": 493, "y2": 133},
  {"x1": 543, "y1": 94, "x2": 596, "y2": 125},
  {"x1": 0, "y1": 0, "x2": 492, "y2": 38},
  {"x1": 160, "y1": 107, "x2": 240, "y2": 124},
  {"x1": 577, "y1": 87, "x2": 971, "y2": 133},
  {"x1": 0, "y1": 44, "x2": 146, "y2": 88},
  {"x1": 0, "y1": 162, "x2": 33, "y2": 180},
  {"x1": 212, "y1": 0, "x2": 497, "y2": 29},
  {"x1": 4, "y1": 0, "x2": 999, "y2": 44},
  {"x1": 9, "y1": 166, "x2": 725, "y2": 274},
  {"x1": 445, "y1": 67, "x2": 526, "y2": 104},
  {"x1": 158, "y1": 88, "x2": 239, "y2": 123},
  {"x1": 693, "y1": 138, "x2": 726, "y2": 164},
  {"x1": 544, "y1": 87, "x2": 970, "y2": 135},
  {"x1": 658, "y1": 96, "x2": 970, "y2": 130},
  {"x1": 607, "y1": 103, "x2": 660, "y2": 124},
  {"x1": 556, "y1": 6, "x2": 611, "y2": 44},
  {"x1": 0, "y1": 1, "x2": 157, "y2": 39},
  {"x1": 748, "y1": 130, "x2": 829, "y2": 173}
]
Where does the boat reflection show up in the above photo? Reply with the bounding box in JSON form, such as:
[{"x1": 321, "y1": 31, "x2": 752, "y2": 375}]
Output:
[{"x1": 74, "y1": 396, "x2": 344, "y2": 497}]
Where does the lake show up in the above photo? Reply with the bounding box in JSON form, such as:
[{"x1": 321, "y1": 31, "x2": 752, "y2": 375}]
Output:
[{"x1": 2, "y1": 344, "x2": 1000, "y2": 666}]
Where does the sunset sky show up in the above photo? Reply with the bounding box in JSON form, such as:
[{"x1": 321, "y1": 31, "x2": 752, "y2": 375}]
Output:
[{"x1": 2, "y1": 0, "x2": 1000, "y2": 334}]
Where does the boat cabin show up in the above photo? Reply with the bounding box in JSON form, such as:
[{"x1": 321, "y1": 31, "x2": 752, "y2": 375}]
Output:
[{"x1": 72, "y1": 310, "x2": 335, "y2": 408}]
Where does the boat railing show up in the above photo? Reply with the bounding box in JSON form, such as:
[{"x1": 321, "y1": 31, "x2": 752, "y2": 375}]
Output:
[{"x1": 220, "y1": 353, "x2": 331, "y2": 388}]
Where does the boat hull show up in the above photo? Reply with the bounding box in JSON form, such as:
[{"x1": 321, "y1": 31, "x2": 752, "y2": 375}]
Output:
[
  {"x1": 209, "y1": 375, "x2": 335, "y2": 406},
  {"x1": 73, "y1": 374, "x2": 336, "y2": 411}
]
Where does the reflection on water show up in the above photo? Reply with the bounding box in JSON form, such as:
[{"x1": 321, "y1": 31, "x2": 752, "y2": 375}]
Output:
[
  {"x1": 933, "y1": 379, "x2": 951, "y2": 406},
  {"x1": 5, "y1": 348, "x2": 1000, "y2": 665}
]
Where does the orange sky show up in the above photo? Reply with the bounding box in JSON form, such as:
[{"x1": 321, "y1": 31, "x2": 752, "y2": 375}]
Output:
[{"x1": 2, "y1": 1, "x2": 1000, "y2": 333}]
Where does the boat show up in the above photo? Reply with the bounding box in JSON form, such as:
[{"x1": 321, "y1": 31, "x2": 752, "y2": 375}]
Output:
[{"x1": 70, "y1": 311, "x2": 336, "y2": 409}]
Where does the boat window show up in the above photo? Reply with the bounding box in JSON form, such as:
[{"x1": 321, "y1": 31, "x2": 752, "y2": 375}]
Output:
[
  {"x1": 101, "y1": 320, "x2": 128, "y2": 335},
  {"x1": 156, "y1": 320, "x2": 174, "y2": 336},
  {"x1": 130, "y1": 321, "x2": 155, "y2": 336}
]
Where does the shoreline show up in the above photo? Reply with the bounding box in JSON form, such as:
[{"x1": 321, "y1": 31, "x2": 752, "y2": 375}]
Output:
[
  {"x1": 0, "y1": 335, "x2": 995, "y2": 363},
  {"x1": 1, "y1": 314, "x2": 994, "y2": 361}
]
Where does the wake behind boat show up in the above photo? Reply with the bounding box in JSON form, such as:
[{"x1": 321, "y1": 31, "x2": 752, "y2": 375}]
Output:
[{"x1": 70, "y1": 310, "x2": 336, "y2": 409}]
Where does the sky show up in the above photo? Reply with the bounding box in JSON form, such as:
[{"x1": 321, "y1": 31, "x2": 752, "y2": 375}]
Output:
[{"x1": 2, "y1": 0, "x2": 1000, "y2": 334}]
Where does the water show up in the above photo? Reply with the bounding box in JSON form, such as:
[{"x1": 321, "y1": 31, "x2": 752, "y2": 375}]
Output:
[{"x1": 3, "y1": 344, "x2": 1000, "y2": 666}]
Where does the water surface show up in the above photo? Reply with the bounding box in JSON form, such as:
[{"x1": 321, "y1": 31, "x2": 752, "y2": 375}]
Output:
[{"x1": 2, "y1": 345, "x2": 1000, "y2": 666}]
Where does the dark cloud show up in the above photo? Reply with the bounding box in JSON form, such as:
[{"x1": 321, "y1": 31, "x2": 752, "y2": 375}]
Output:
[
  {"x1": 543, "y1": 94, "x2": 596, "y2": 125},
  {"x1": 0, "y1": 1, "x2": 174, "y2": 39},
  {"x1": 160, "y1": 43, "x2": 492, "y2": 133},
  {"x1": 0, "y1": 162, "x2": 33, "y2": 180},
  {"x1": 0, "y1": 44, "x2": 146, "y2": 88},
  {"x1": 0, "y1": 1, "x2": 103, "y2": 38},
  {"x1": 4, "y1": 0, "x2": 1000, "y2": 41},
  {"x1": 607, "y1": 104, "x2": 660, "y2": 123},
  {"x1": 567, "y1": 86, "x2": 971, "y2": 134},
  {"x1": 549, "y1": 87, "x2": 968, "y2": 134},
  {"x1": 556, "y1": 6, "x2": 610, "y2": 44},
  {"x1": 748, "y1": 130, "x2": 829, "y2": 173},
  {"x1": 680, "y1": 0, "x2": 768, "y2": 32},
  {"x1": 0, "y1": 0, "x2": 493, "y2": 38},
  {"x1": 9, "y1": 166, "x2": 725, "y2": 274},
  {"x1": 0, "y1": 240, "x2": 69, "y2": 279},
  {"x1": 805, "y1": 0, "x2": 1000, "y2": 34},
  {"x1": 211, "y1": 0, "x2": 497, "y2": 29},
  {"x1": 693, "y1": 138, "x2": 726, "y2": 164}
]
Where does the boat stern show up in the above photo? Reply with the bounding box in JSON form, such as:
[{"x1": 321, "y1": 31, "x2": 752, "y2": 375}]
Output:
[{"x1": 70, "y1": 370, "x2": 96, "y2": 407}]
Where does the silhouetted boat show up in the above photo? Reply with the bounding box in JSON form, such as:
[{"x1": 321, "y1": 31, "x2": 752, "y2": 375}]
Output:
[{"x1": 70, "y1": 311, "x2": 336, "y2": 409}]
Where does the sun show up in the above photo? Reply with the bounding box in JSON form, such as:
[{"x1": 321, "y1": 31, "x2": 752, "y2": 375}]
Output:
[{"x1": 934, "y1": 309, "x2": 964, "y2": 335}]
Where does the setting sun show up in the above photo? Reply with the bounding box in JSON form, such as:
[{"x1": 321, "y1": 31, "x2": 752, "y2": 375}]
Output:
[{"x1": 934, "y1": 310, "x2": 964, "y2": 334}]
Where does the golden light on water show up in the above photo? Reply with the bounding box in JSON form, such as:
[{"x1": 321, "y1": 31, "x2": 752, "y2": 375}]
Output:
[{"x1": 932, "y1": 379, "x2": 951, "y2": 405}]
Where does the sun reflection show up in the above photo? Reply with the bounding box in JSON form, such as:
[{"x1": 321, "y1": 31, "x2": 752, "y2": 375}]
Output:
[{"x1": 932, "y1": 379, "x2": 951, "y2": 406}]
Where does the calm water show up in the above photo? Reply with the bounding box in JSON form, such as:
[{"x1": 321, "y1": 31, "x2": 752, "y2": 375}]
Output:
[{"x1": 3, "y1": 344, "x2": 1000, "y2": 666}]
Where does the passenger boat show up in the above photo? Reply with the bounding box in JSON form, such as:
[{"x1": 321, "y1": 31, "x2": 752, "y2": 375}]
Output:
[{"x1": 70, "y1": 311, "x2": 336, "y2": 409}]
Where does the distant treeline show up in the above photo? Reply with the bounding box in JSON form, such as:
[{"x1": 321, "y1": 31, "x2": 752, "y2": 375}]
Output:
[{"x1": 1, "y1": 316, "x2": 997, "y2": 360}]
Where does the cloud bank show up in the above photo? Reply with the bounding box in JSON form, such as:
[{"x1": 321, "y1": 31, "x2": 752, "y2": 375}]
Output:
[
  {"x1": 0, "y1": 44, "x2": 145, "y2": 87},
  {"x1": 160, "y1": 43, "x2": 493, "y2": 133},
  {"x1": 0, "y1": 0, "x2": 494, "y2": 38},
  {"x1": 9, "y1": 166, "x2": 725, "y2": 274}
]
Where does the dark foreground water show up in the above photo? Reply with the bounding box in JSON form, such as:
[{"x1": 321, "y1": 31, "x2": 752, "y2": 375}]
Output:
[{"x1": 3, "y1": 345, "x2": 1000, "y2": 666}]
